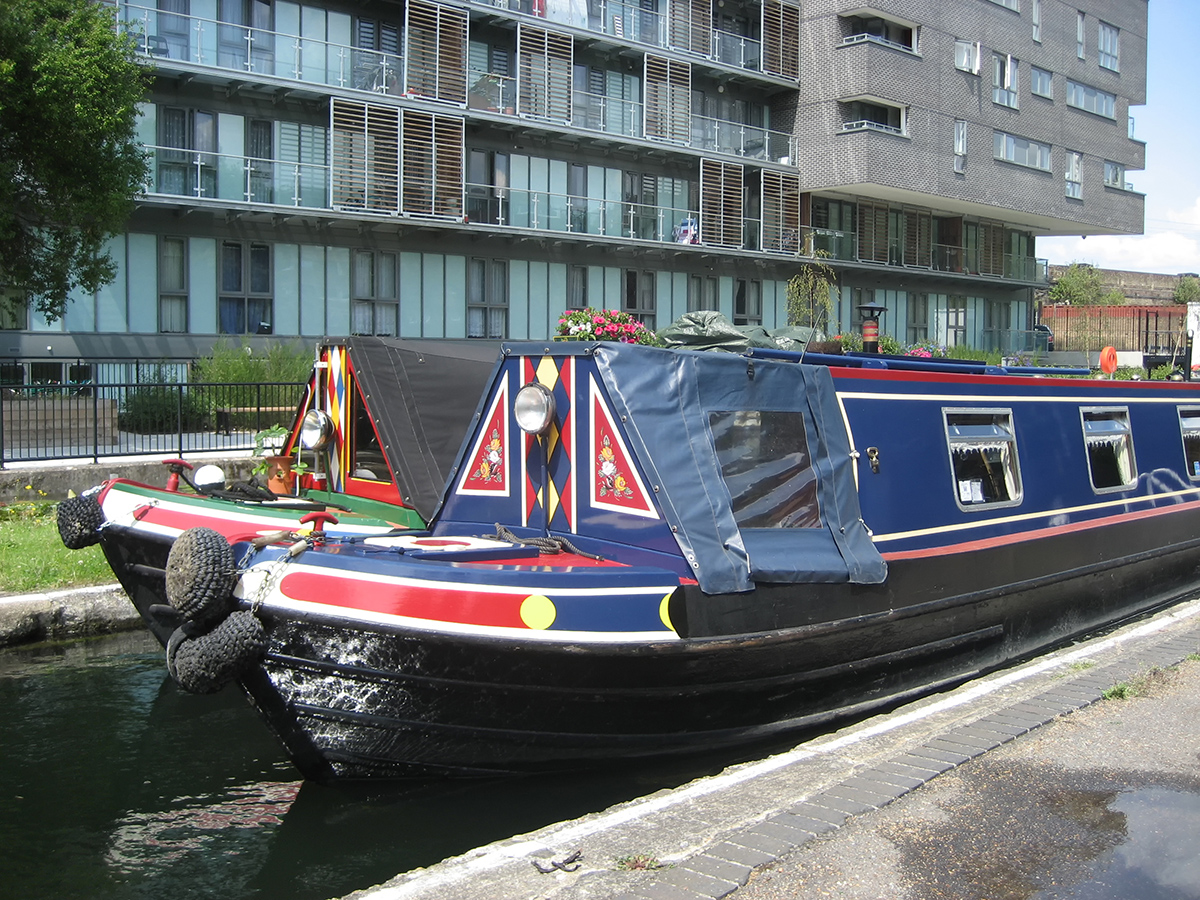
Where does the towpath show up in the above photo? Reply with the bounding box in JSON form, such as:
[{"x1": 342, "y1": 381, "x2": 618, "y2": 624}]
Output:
[{"x1": 341, "y1": 596, "x2": 1200, "y2": 900}]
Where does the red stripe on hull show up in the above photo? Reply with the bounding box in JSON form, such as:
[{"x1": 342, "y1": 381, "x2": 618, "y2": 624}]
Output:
[
  {"x1": 279, "y1": 570, "x2": 528, "y2": 628},
  {"x1": 882, "y1": 500, "x2": 1200, "y2": 561}
]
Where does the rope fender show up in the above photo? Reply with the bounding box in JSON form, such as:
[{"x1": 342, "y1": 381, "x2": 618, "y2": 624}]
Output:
[
  {"x1": 164, "y1": 526, "x2": 267, "y2": 694},
  {"x1": 57, "y1": 494, "x2": 105, "y2": 550}
]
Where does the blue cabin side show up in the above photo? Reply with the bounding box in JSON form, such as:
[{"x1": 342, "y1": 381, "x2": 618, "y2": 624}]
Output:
[{"x1": 431, "y1": 342, "x2": 885, "y2": 595}]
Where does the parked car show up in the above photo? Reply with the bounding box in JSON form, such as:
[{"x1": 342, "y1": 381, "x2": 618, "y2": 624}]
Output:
[{"x1": 1033, "y1": 323, "x2": 1055, "y2": 352}]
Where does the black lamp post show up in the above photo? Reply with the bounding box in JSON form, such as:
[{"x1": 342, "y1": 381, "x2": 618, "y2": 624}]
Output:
[{"x1": 858, "y1": 299, "x2": 887, "y2": 353}]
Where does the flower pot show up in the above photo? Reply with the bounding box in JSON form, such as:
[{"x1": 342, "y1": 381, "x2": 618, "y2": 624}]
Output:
[{"x1": 264, "y1": 455, "x2": 296, "y2": 495}]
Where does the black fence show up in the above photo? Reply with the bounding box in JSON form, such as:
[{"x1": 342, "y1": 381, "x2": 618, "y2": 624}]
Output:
[{"x1": 0, "y1": 381, "x2": 308, "y2": 467}]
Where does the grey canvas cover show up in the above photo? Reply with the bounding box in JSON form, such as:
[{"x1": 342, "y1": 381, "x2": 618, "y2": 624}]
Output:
[
  {"x1": 592, "y1": 343, "x2": 886, "y2": 594},
  {"x1": 346, "y1": 337, "x2": 501, "y2": 520}
]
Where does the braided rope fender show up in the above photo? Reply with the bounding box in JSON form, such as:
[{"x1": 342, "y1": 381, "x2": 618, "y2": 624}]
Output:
[
  {"x1": 56, "y1": 495, "x2": 104, "y2": 550},
  {"x1": 165, "y1": 527, "x2": 238, "y2": 629},
  {"x1": 167, "y1": 611, "x2": 268, "y2": 694}
]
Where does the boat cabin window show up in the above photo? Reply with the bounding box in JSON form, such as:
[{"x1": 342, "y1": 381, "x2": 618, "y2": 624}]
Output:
[
  {"x1": 1081, "y1": 408, "x2": 1136, "y2": 492},
  {"x1": 1180, "y1": 408, "x2": 1200, "y2": 480},
  {"x1": 350, "y1": 384, "x2": 393, "y2": 484},
  {"x1": 708, "y1": 410, "x2": 821, "y2": 528},
  {"x1": 944, "y1": 410, "x2": 1022, "y2": 509}
]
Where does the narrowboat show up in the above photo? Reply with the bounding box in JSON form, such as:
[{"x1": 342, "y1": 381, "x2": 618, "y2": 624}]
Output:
[
  {"x1": 56, "y1": 337, "x2": 497, "y2": 642},
  {"x1": 63, "y1": 340, "x2": 1200, "y2": 779}
]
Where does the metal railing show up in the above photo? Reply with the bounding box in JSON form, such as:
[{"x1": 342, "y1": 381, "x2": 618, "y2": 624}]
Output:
[
  {"x1": 0, "y1": 380, "x2": 306, "y2": 467},
  {"x1": 145, "y1": 144, "x2": 330, "y2": 208}
]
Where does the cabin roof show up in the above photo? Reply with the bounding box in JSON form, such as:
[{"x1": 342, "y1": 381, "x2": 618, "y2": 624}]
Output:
[{"x1": 347, "y1": 337, "x2": 501, "y2": 519}]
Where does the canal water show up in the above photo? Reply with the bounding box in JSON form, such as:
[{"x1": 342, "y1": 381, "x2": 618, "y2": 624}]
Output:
[{"x1": 0, "y1": 632, "x2": 741, "y2": 900}]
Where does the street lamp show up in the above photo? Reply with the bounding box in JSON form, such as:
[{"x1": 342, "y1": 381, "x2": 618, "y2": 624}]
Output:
[{"x1": 857, "y1": 298, "x2": 887, "y2": 354}]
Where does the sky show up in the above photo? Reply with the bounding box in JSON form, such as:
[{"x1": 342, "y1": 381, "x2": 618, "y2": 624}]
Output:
[{"x1": 1038, "y1": 0, "x2": 1200, "y2": 275}]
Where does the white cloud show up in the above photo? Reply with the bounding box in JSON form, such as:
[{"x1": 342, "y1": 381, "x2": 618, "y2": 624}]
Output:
[{"x1": 1039, "y1": 231, "x2": 1200, "y2": 275}]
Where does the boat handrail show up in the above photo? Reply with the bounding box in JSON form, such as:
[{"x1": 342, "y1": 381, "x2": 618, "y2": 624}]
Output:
[{"x1": 745, "y1": 347, "x2": 1092, "y2": 377}]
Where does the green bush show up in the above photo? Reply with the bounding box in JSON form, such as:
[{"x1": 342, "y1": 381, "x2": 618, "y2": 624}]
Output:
[
  {"x1": 119, "y1": 365, "x2": 208, "y2": 433},
  {"x1": 193, "y1": 338, "x2": 312, "y2": 385}
]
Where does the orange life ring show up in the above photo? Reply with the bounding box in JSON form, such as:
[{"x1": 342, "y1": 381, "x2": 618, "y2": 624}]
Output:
[{"x1": 1099, "y1": 346, "x2": 1118, "y2": 375}]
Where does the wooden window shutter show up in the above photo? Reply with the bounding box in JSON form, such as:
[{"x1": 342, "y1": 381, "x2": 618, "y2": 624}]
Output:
[
  {"x1": 700, "y1": 159, "x2": 744, "y2": 248},
  {"x1": 400, "y1": 110, "x2": 464, "y2": 216},
  {"x1": 644, "y1": 55, "x2": 691, "y2": 143},
  {"x1": 857, "y1": 200, "x2": 889, "y2": 263},
  {"x1": 405, "y1": 0, "x2": 467, "y2": 103},
  {"x1": 761, "y1": 170, "x2": 800, "y2": 252},
  {"x1": 669, "y1": 0, "x2": 711, "y2": 56},
  {"x1": 762, "y1": 0, "x2": 800, "y2": 81},
  {"x1": 903, "y1": 209, "x2": 932, "y2": 267},
  {"x1": 331, "y1": 98, "x2": 399, "y2": 212},
  {"x1": 518, "y1": 25, "x2": 573, "y2": 121}
]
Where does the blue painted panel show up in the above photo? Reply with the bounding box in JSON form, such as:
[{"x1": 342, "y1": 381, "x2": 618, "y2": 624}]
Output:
[
  {"x1": 275, "y1": 243, "x2": 300, "y2": 335},
  {"x1": 322, "y1": 245, "x2": 348, "y2": 336},
  {"x1": 547, "y1": 262, "x2": 568, "y2": 335},
  {"x1": 400, "y1": 252, "x2": 423, "y2": 335},
  {"x1": 421, "y1": 253, "x2": 444, "y2": 337},
  {"x1": 508, "y1": 260, "x2": 528, "y2": 339},
  {"x1": 95, "y1": 236, "x2": 128, "y2": 333},
  {"x1": 189, "y1": 238, "x2": 217, "y2": 334},
  {"x1": 444, "y1": 255, "x2": 466, "y2": 339},
  {"x1": 127, "y1": 233, "x2": 158, "y2": 333},
  {"x1": 528, "y1": 260, "x2": 548, "y2": 339}
]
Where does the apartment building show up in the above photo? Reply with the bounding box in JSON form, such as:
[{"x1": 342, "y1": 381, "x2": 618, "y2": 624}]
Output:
[{"x1": 0, "y1": 0, "x2": 1147, "y2": 381}]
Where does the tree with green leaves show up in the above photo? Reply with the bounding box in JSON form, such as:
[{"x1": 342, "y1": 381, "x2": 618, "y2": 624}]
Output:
[
  {"x1": 0, "y1": 0, "x2": 150, "y2": 323},
  {"x1": 1048, "y1": 263, "x2": 1104, "y2": 306},
  {"x1": 785, "y1": 252, "x2": 839, "y2": 334},
  {"x1": 1175, "y1": 275, "x2": 1200, "y2": 305}
]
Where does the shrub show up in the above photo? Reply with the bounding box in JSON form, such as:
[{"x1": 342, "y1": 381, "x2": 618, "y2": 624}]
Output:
[{"x1": 119, "y1": 365, "x2": 207, "y2": 433}]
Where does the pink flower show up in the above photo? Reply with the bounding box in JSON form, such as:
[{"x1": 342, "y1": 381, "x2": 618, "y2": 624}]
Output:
[{"x1": 593, "y1": 315, "x2": 605, "y2": 324}]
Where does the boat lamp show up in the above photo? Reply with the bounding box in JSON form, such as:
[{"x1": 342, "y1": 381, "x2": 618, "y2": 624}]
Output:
[
  {"x1": 858, "y1": 299, "x2": 887, "y2": 354},
  {"x1": 515, "y1": 382, "x2": 556, "y2": 435},
  {"x1": 300, "y1": 408, "x2": 334, "y2": 450}
]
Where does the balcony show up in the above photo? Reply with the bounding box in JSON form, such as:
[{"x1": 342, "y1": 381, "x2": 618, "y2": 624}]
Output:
[
  {"x1": 145, "y1": 145, "x2": 329, "y2": 208},
  {"x1": 691, "y1": 114, "x2": 794, "y2": 163},
  {"x1": 465, "y1": 183, "x2": 700, "y2": 245},
  {"x1": 120, "y1": 1, "x2": 404, "y2": 94}
]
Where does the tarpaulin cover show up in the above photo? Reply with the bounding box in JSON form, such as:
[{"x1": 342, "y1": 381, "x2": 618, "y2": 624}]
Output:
[
  {"x1": 346, "y1": 337, "x2": 501, "y2": 520},
  {"x1": 658, "y1": 311, "x2": 823, "y2": 354},
  {"x1": 591, "y1": 343, "x2": 885, "y2": 594}
]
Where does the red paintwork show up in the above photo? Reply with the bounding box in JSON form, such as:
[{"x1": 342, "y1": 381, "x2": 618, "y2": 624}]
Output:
[{"x1": 279, "y1": 570, "x2": 528, "y2": 628}]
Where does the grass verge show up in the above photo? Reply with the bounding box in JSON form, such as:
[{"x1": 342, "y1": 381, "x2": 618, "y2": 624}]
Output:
[{"x1": 0, "y1": 501, "x2": 114, "y2": 595}]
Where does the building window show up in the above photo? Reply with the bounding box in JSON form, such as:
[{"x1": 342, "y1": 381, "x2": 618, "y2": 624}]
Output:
[
  {"x1": 0, "y1": 287, "x2": 27, "y2": 331},
  {"x1": 688, "y1": 275, "x2": 719, "y2": 312},
  {"x1": 994, "y1": 131, "x2": 1051, "y2": 171},
  {"x1": 983, "y1": 299, "x2": 1011, "y2": 350},
  {"x1": 1082, "y1": 408, "x2": 1135, "y2": 492},
  {"x1": 734, "y1": 279, "x2": 761, "y2": 326},
  {"x1": 157, "y1": 106, "x2": 216, "y2": 198},
  {"x1": 907, "y1": 293, "x2": 928, "y2": 343},
  {"x1": 1031, "y1": 67, "x2": 1052, "y2": 98},
  {"x1": 1179, "y1": 408, "x2": 1200, "y2": 480},
  {"x1": 1077, "y1": 12, "x2": 1086, "y2": 59},
  {"x1": 1031, "y1": 0, "x2": 1041, "y2": 41},
  {"x1": 954, "y1": 39, "x2": 980, "y2": 74},
  {"x1": 467, "y1": 258, "x2": 508, "y2": 338},
  {"x1": 944, "y1": 409, "x2": 1022, "y2": 509},
  {"x1": 947, "y1": 295, "x2": 966, "y2": 347},
  {"x1": 1103, "y1": 161, "x2": 1126, "y2": 189},
  {"x1": 1066, "y1": 151, "x2": 1083, "y2": 199},
  {"x1": 159, "y1": 237, "x2": 188, "y2": 333},
  {"x1": 841, "y1": 99, "x2": 905, "y2": 135},
  {"x1": 1098, "y1": 21, "x2": 1120, "y2": 71},
  {"x1": 1067, "y1": 81, "x2": 1116, "y2": 118},
  {"x1": 992, "y1": 54, "x2": 1018, "y2": 108},
  {"x1": 954, "y1": 120, "x2": 968, "y2": 173},
  {"x1": 986, "y1": 0, "x2": 1019, "y2": 10},
  {"x1": 841, "y1": 14, "x2": 917, "y2": 53},
  {"x1": 219, "y1": 241, "x2": 273, "y2": 334},
  {"x1": 567, "y1": 265, "x2": 587, "y2": 308},
  {"x1": 351, "y1": 250, "x2": 398, "y2": 336},
  {"x1": 623, "y1": 269, "x2": 656, "y2": 329}
]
